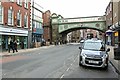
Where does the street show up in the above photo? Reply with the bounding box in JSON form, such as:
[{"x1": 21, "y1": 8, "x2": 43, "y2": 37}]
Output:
[{"x1": 1, "y1": 44, "x2": 118, "y2": 78}]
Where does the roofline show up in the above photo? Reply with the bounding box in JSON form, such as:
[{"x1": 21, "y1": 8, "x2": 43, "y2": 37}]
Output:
[
  {"x1": 105, "y1": 1, "x2": 113, "y2": 13},
  {"x1": 62, "y1": 16, "x2": 105, "y2": 19}
]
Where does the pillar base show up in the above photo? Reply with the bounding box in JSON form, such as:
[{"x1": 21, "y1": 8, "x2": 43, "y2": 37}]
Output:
[{"x1": 114, "y1": 48, "x2": 120, "y2": 60}]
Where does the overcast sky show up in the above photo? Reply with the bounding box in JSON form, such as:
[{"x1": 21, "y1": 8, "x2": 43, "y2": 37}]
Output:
[{"x1": 35, "y1": 0, "x2": 110, "y2": 18}]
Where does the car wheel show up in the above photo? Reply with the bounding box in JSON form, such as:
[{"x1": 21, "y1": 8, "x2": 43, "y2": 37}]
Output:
[
  {"x1": 103, "y1": 63, "x2": 108, "y2": 70},
  {"x1": 79, "y1": 62, "x2": 82, "y2": 66},
  {"x1": 103, "y1": 58, "x2": 109, "y2": 70},
  {"x1": 79, "y1": 56, "x2": 82, "y2": 66}
]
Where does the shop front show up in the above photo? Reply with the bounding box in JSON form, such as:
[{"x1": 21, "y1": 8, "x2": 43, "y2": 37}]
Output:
[
  {"x1": 0, "y1": 26, "x2": 28, "y2": 52},
  {"x1": 32, "y1": 19, "x2": 43, "y2": 47},
  {"x1": 110, "y1": 22, "x2": 120, "y2": 60},
  {"x1": 32, "y1": 28, "x2": 43, "y2": 48},
  {"x1": 0, "y1": 35, "x2": 2, "y2": 52},
  {"x1": 106, "y1": 29, "x2": 114, "y2": 46}
]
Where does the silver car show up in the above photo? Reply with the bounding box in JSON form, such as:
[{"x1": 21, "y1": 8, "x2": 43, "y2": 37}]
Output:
[{"x1": 79, "y1": 39, "x2": 110, "y2": 69}]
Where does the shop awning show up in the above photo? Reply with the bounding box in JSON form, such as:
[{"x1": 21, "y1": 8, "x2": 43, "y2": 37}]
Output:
[
  {"x1": 0, "y1": 26, "x2": 28, "y2": 36},
  {"x1": 110, "y1": 22, "x2": 120, "y2": 31},
  {"x1": 105, "y1": 29, "x2": 114, "y2": 35},
  {"x1": 106, "y1": 30, "x2": 114, "y2": 33}
]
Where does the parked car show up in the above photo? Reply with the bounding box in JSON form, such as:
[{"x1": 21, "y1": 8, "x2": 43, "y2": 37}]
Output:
[
  {"x1": 79, "y1": 39, "x2": 110, "y2": 69},
  {"x1": 80, "y1": 40, "x2": 84, "y2": 48}
]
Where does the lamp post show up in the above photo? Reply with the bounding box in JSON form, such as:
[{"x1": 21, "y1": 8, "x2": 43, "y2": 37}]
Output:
[
  {"x1": 117, "y1": 21, "x2": 120, "y2": 48},
  {"x1": 31, "y1": 0, "x2": 34, "y2": 48}
]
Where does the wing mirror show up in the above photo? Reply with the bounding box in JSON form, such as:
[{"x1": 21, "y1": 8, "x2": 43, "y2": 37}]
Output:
[
  {"x1": 79, "y1": 47, "x2": 82, "y2": 50},
  {"x1": 107, "y1": 48, "x2": 110, "y2": 52}
]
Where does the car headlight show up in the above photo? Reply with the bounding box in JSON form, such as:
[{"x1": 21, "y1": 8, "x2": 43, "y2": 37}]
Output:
[{"x1": 102, "y1": 54, "x2": 108, "y2": 59}]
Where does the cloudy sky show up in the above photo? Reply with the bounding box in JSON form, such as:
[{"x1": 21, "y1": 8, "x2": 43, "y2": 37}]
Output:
[{"x1": 35, "y1": 0, "x2": 110, "y2": 18}]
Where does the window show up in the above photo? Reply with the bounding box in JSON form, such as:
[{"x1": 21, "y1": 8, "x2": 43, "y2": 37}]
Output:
[
  {"x1": 32, "y1": 21, "x2": 35, "y2": 28},
  {"x1": 17, "y1": 11, "x2": 21, "y2": 27},
  {"x1": 110, "y1": 3, "x2": 112, "y2": 12},
  {"x1": 9, "y1": 0, "x2": 14, "y2": 2},
  {"x1": 8, "y1": 9, "x2": 13, "y2": 25},
  {"x1": 24, "y1": 0, "x2": 28, "y2": 9},
  {"x1": 0, "y1": 6, "x2": 3, "y2": 24},
  {"x1": 39, "y1": 23, "x2": 42, "y2": 29},
  {"x1": 83, "y1": 41, "x2": 103, "y2": 51},
  {"x1": 24, "y1": 14, "x2": 28, "y2": 28},
  {"x1": 17, "y1": 0, "x2": 22, "y2": 6},
  {"x1": 36, "y1": 22, "x2": 40, "y2": 28}
]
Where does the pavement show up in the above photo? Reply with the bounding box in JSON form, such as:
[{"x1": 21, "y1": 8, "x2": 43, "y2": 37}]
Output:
[
  {"x1": 0, "y1": 45, "x2": 55, "y2": 57},
  {"x1": 107, "y1": 45, "x2": 120, "y2": 75}
]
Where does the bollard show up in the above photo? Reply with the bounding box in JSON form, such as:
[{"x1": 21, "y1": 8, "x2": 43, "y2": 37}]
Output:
[{"x1": 114, "y1": 47, "x2": 120, "y2": 60}]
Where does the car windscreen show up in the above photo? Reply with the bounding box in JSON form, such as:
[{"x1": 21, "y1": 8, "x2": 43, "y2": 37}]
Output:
[{"x1": 83, "y1": 42, "x2": 105, "y2": 51}]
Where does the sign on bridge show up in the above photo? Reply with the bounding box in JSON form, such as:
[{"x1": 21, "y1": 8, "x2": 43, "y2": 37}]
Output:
[{"x1": 59, "y1": 16, "x2": 105, "y2": 24}]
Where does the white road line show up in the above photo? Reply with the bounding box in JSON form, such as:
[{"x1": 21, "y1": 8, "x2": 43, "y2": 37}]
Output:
[
  {"x1": 60, "y1": 74, "x2": 64, "y2": 78},
  {"x1": 66, "y1": 68, "x2": 70, "y2": 71}
]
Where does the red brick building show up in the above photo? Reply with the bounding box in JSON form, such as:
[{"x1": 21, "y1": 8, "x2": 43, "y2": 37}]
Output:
[
  {"x1": 0, "y1": 0, "x2": 31, "y2": 51},
  {"x1": 42, "y1": 10, "x2": 52, "y2": 43},
  {"x1": 105, "y1": 1, "x2": 118, "y2": 46}
]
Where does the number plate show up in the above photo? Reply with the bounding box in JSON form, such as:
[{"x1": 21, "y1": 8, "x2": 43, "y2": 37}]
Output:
[{"x1": 89, "y1": 61, "x2": 99, "y2": 64}]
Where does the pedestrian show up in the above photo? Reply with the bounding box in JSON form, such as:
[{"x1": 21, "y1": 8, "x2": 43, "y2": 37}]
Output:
[
  {"x1": 8, "y1": 39, "x2": 14, "y2": 53},
  {"x1": 20, "y1": 41, "x2": 24, "y2": 49},
  {"x1": 14, "y1": 40, "x2": 18, "y2": 52}
]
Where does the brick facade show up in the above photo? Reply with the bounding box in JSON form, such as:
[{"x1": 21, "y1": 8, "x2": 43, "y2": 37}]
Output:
[
  {"x1": 42, "y1": 10, "x2": 52, "y2": 42},
  {"x1": 105, "y1": 2, "x2": 113, "y2": 29},
  {"x1": 1, "y1": 1, "x2": 30, "y2": 29},
  {"x1": 0, "y1": 1, "x2": 31, "y2": 50}
]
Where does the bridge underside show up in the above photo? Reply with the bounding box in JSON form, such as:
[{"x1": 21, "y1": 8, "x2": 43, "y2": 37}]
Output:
[{"x1": 58, "y1": 27, "x2": 105, "y2": 44}]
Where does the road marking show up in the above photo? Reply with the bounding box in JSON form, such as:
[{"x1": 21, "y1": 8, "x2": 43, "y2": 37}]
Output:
[
  {"x1": 0, "y1": 56, "x2": 28, "y2": 64},
  {"x1": 60, "y1": 54, "x2": 79, "y2": 78},
  {"x1": 66, "y1": 68, "x2": 70, "y2": 71},
  {"x1": 60, "y1": 74, "x2": 64, "y2": 78}
]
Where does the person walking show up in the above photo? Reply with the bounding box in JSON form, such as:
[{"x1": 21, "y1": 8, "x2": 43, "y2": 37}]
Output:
[
  {"x1": 14, "y1": 40, "x2": 18, "y2": 52},
  {"x1": 8, "y1": 39, "x2": 14, "y2": 53}
]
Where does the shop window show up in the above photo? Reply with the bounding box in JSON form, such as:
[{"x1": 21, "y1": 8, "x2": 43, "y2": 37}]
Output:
[
  {"x1": 8, "y1": 9, "x2": 14, "y2": 25},
  {"x1": 0, "y1": 6, "x2": 3, "y2": 24},
  {"x1": 24, "y1": 37, "x2": 28, "y2": 48}
]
